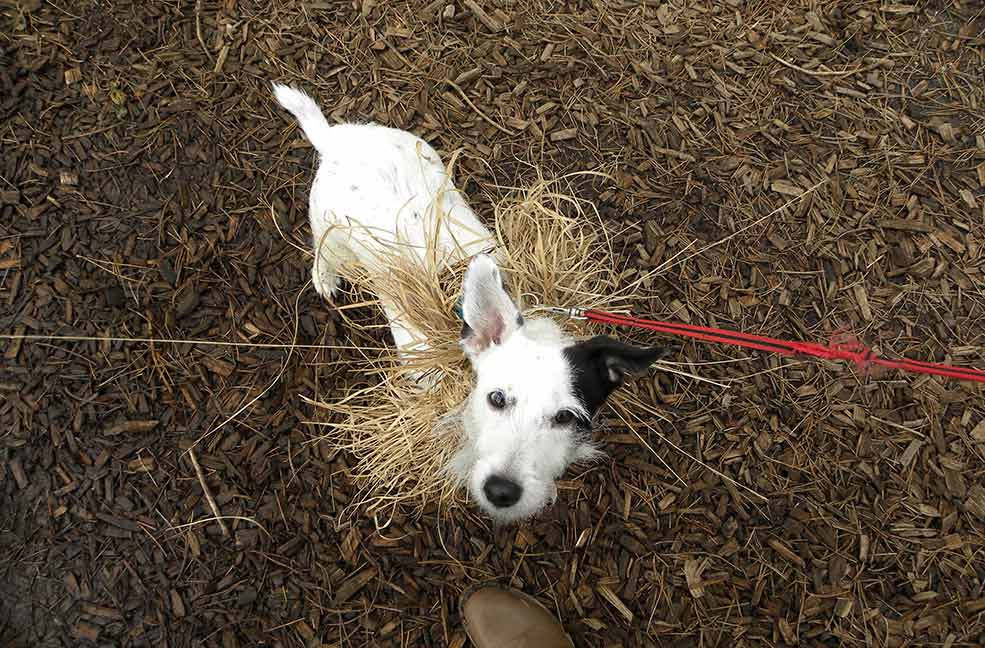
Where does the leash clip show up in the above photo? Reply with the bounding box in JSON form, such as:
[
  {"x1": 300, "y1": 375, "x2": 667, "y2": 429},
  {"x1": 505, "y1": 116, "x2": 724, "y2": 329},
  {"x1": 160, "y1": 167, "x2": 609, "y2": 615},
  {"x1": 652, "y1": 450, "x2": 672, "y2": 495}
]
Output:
[{"x1": 543, "y1": 306, "x2": 587, "y2": 320}]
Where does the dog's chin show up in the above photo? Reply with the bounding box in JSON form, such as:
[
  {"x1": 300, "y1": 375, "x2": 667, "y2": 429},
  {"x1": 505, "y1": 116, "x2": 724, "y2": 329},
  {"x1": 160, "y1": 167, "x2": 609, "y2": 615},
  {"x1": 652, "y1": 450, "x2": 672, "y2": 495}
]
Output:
[{"x1": 478, "y1": 499, "x2": 547, "y2": 525}]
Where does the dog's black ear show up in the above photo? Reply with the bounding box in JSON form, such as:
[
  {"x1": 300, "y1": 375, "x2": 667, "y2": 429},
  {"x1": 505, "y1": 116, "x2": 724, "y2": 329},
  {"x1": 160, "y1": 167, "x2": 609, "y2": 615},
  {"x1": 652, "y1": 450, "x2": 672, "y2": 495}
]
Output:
[{"x1": 564, "y1": 335, "x2": 664, "y2": 415}]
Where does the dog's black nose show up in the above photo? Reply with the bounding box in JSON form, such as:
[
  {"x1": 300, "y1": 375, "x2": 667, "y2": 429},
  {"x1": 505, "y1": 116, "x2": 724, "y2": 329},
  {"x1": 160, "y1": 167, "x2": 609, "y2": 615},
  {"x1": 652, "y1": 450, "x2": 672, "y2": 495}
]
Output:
[{"x1": 483, "y1": 475, "x2": 522, "y2": 508}]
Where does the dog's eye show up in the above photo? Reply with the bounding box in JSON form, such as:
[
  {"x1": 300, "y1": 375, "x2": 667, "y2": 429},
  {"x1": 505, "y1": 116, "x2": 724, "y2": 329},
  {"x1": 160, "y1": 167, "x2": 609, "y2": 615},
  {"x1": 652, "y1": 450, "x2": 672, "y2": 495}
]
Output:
[
  {"x1": 487, "y1": 390, "x2": 507, "y2": 409},
  {"x1": 554, "y1": 409, "x2": 575, "y2": 425}
]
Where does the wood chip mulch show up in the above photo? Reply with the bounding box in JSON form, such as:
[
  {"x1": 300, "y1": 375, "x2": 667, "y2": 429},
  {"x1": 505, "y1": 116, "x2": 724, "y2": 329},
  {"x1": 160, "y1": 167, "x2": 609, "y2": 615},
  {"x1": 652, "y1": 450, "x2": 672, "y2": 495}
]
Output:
[{"x1": 1, "y1": 1, "x2": 984, "y2": 646}]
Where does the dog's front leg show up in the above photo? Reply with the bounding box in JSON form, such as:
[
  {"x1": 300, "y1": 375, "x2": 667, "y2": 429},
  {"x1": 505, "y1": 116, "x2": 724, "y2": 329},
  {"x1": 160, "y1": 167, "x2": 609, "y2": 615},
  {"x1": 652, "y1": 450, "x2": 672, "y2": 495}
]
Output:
[{"x1": 380, "y1": 301, "x2": 443, "y2": 389}]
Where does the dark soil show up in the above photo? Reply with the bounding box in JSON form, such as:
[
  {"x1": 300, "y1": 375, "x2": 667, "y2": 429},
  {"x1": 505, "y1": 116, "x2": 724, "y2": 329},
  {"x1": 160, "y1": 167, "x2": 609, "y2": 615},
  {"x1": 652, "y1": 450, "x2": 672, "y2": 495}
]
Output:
[{"x1": 2, "y1": 1, "x2": 984, "y2": 647}]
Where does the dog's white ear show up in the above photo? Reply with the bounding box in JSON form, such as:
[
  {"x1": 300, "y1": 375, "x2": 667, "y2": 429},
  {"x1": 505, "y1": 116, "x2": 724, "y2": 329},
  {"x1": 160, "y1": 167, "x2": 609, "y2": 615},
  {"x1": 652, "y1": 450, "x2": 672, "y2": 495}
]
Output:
[{"x1": 460, "y1": 255, "x2": 523, "y2": 358}]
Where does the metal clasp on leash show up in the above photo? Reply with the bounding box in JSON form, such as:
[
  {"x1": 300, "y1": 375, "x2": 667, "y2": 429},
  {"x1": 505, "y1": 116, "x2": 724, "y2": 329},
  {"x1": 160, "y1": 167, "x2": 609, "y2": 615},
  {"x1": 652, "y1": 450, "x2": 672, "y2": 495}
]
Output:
[{"x1": 543, "y1": 306, "x2": 587, "y2": 320}]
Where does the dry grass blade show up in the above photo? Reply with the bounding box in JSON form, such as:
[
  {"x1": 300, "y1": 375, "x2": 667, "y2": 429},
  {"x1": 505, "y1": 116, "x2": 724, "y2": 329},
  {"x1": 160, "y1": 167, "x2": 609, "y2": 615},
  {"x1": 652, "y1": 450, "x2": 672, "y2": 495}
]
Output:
[{"x1": 186, "y1": 448, "x2": 230, "y2": 539}]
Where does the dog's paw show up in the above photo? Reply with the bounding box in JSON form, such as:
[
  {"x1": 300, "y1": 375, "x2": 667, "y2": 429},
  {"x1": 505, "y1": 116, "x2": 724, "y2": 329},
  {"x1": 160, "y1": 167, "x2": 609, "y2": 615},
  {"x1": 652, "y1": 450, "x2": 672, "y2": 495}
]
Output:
[{"x1": 312, "y1": 265, "x2": 341, "y2": 299}]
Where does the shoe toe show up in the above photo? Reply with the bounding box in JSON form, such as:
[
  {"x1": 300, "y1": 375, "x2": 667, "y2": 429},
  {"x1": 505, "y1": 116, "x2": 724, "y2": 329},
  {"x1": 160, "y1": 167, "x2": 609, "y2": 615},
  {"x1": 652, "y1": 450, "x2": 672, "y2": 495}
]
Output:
[{"x1": 461, "y1": 586, "x2": 573, "y2": 648}]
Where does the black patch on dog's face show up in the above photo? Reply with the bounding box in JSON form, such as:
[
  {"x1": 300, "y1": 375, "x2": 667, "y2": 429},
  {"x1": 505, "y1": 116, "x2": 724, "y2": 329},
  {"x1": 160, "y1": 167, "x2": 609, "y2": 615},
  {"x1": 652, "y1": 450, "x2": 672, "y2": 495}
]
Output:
[{"x1": 563, "y1": 335, "x2": 665, "y2": 417}]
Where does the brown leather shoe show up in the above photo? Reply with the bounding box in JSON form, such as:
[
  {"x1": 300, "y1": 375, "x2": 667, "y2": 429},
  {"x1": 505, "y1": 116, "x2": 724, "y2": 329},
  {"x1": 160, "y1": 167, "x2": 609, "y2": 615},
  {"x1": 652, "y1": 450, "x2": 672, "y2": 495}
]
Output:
[{"x1": 460, "y1": 584, "x2": 574, "y2": 648}]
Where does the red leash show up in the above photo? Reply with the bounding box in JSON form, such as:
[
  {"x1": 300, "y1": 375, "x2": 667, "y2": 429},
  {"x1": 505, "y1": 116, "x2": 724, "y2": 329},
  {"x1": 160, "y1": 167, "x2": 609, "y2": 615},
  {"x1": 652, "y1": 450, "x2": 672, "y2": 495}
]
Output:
[{"x1": 560, "y1": 308, "x2": 985, "y2": 385}]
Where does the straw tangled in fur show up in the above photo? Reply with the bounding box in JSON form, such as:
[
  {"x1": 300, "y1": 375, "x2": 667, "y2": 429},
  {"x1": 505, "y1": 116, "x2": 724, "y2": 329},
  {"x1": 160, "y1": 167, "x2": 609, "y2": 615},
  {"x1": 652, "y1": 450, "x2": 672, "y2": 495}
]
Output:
[{"x1": 307, "y1": 176, "x2": 660, "y2": 519}]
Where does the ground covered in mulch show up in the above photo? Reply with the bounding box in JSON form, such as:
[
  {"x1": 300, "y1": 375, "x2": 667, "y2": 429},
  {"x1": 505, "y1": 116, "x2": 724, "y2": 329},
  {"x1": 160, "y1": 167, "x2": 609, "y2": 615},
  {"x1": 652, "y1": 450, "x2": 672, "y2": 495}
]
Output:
[{"x1": 2, "y1": 1, "x2": 985, "y2": 646}]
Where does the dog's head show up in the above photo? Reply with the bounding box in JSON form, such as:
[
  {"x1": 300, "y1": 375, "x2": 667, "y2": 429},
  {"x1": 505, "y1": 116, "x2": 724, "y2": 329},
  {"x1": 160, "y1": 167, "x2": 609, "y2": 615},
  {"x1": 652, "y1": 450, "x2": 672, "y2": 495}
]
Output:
[{"x1": 448, "y1": 255, "x2": 662, "y2": 523}]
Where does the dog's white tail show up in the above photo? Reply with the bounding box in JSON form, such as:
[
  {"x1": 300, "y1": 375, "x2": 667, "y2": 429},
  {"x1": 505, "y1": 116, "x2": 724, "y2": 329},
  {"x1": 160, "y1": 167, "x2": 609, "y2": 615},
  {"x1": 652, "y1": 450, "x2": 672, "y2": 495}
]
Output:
[{"x1": 272, "y1": 83, "x2": 332, "y2": 154}]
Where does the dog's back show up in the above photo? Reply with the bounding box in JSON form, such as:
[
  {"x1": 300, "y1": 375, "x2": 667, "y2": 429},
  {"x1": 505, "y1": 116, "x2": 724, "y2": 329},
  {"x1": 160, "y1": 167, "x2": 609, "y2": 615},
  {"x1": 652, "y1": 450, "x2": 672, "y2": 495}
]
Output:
[{"x1": 273, "y1": 84, "x2": 493, "y2": 300}]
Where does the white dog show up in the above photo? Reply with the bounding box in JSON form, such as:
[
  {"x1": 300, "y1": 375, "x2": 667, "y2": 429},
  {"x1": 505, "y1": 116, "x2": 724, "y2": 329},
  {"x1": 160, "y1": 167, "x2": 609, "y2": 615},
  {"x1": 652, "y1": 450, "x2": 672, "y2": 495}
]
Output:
[{"x1": 274, "y1": 84, "x2": 661, "y2": 522}]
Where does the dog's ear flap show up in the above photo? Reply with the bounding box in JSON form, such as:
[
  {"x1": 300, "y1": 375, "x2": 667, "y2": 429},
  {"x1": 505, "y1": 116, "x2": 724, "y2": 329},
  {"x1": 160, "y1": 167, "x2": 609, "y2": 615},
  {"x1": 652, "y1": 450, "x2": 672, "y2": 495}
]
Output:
[
  {"x1": 460, "y1": 254, "x2": 523, "y2": 358},
  {"x1": 564, "y1": 335, "x2": 665, "y2": 414},
  {"x1": 593, "y1": 336, "x2": 664, "y2": 386}
]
